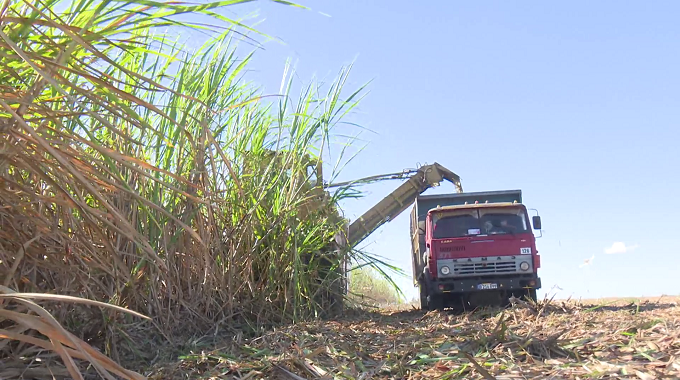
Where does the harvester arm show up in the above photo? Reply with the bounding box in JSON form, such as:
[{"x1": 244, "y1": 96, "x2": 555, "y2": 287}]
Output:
[{"x1": 341, "y1": 163, "x2": 463, "y2": 248}]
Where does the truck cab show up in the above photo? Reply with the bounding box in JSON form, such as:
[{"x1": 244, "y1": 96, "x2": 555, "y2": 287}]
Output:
[{"x1": 411, "y1": 190, "x2": 542, "y2": 310}]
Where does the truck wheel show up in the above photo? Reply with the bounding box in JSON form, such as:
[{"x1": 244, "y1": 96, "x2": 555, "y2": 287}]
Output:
[
  {"x1": 419, "y1": 282, "x2": 428, "y2": 310},
  {"x1": 428, "y1": 294, "x2": 445, "y2": 311},
  {"x1": 525, "y1": 289, "x2": 538, "y2": 302}
]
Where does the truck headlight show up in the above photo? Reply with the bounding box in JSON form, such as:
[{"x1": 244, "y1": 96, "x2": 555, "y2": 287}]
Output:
[
  {"x1": 440, "y1": 266, "x2": 450, "y2": 275},
  {"x1": 520, "y1": 261, "x2": 530, "y2": 271}
]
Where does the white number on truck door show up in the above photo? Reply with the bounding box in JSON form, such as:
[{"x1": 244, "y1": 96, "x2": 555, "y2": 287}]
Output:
[{"x1": 520, "y1": 247, "x2": 531, "y2": 255}]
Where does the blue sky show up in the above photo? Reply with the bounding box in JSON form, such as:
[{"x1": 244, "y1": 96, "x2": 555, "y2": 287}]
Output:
[{"x1": 186, "y1": 1, "x2": 680, "y2": 301}]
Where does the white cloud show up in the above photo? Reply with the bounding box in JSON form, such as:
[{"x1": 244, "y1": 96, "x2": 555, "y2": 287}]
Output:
[{"x1": 604, "y1": 242, "x2": 639, "y2": 254}]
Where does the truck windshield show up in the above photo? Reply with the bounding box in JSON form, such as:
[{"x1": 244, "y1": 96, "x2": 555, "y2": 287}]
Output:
[
  {"x1": 432, "y1": 207, "x2": 528, "y2": 239},
  {"x1": 433, "y1": 214, "x2": 479, "y2": 239}
]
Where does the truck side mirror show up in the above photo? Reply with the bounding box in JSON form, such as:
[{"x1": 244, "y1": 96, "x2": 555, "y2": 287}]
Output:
[{"x1": 532, "y1": 215, "x2": 542, "y2": 230}]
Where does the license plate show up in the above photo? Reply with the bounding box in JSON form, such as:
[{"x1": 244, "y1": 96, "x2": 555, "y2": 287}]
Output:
[{"x1": 477, "y1": 283, "x2": 498, "y2": 290}]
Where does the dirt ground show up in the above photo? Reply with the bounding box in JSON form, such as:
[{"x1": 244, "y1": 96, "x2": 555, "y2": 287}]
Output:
[{"x1": 144, "y1": 295, "x2": 680, "y2": 379}]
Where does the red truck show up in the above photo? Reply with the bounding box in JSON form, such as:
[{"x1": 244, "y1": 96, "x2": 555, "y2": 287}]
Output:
[
  {"x1": 337, "y1": 163, "x2": 542, "y2": 311},
  {"x1": 411, "y1": 190, "x2": 542, "y2": 311}
]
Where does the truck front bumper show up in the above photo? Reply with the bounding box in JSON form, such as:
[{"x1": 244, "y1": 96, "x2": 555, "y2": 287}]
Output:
[{"x1": 427, "y1": 274, "x2": 541, "y2": 295}]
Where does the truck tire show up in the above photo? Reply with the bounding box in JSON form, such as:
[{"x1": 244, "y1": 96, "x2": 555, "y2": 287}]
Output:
[
  {"x1": 419, "y1": 282, "x2": 428, "y2": 310},
  {"x1": 525, "y1": 288, "x2": 538, "y2": 302},
  {"x1": 428, "y1": 294, "x2": 445, "y2": 311}
]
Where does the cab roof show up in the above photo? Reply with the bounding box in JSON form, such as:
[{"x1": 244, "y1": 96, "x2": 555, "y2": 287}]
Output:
[{"x1": 427, "y1": 202, "x2": 525, "y2": 214}]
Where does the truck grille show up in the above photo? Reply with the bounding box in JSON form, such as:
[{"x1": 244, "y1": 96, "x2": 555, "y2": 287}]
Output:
[{"x1": 454, "y1": 259, "x2": 516, "y2": 275}]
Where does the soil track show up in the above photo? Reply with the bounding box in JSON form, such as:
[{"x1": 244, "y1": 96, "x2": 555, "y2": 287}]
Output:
[{"x1": 146, "y1": 296, "x2": 680, "y2": 379}]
